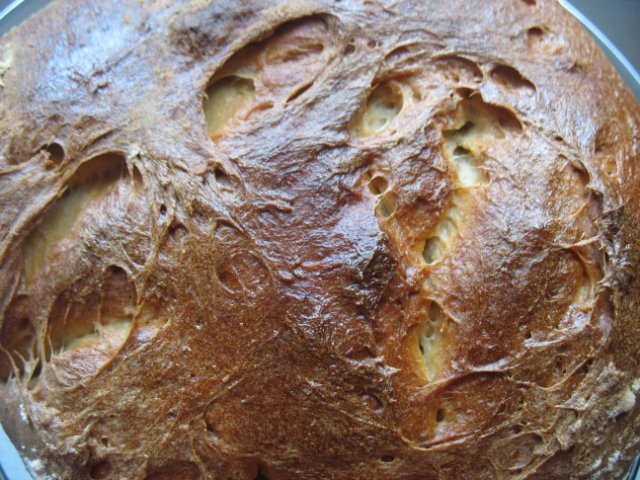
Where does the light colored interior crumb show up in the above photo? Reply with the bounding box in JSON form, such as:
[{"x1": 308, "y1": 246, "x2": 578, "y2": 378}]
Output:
[
  {"x1": 419, "y1": 302, "x2": 448, "y2": 381},
  {"x1": 421, "y1": 101, "x2": 506, "y2": 265},
  {"x1": 23, "y1": 186, "x2": 94, "y2": 285},
  {"x1": 23, "y1": 156, "x2": 126, "y2": 286},
  {"x1": 375, "y1": 191, "x2": 397, "y2": 218},
  {"x1": 203, "y1": 75, "x2": 256, "y2": 137},
  {"x1": 366, "y1": 171, "x2": 397, "y2": 218},
  {"x1": 452, "y1": 146, "x2": 482, "y2": 187},
  {"x1": 350, "y1": 81, "x2": 403, "y2": 137},
  {"x1": 418, "y1": 98, "x2": 517, "y2": 382},
  {"x1": 62, "y1": 319, "x2": 132, "y2": 352}
]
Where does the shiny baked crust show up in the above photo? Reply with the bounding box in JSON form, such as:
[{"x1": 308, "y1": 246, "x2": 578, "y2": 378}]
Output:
[{"x1": 0, "y1": 0, "x2": 639, "y2": 478}]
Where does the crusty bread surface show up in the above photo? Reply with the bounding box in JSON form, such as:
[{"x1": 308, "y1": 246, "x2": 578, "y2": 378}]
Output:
[{"x1": 0, "y1": 0, "x2": 639, "y2": 479}]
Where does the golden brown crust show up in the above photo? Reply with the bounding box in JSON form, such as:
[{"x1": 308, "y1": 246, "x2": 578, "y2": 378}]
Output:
[{"x1": 0, "y1": 0, "x2": 639, "y2": 479}]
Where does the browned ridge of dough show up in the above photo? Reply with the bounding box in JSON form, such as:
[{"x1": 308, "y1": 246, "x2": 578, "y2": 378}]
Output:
[{"x1": 0, "y1": 1, "x2": 639, "y2": 479}]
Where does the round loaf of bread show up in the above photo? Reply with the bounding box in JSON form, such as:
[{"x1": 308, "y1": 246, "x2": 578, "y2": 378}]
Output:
[{"x1": 0, "y1": 0, "x2": 639, "y2": 478}]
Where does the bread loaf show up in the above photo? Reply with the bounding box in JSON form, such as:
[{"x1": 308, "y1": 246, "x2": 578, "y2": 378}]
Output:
[{"x1": 0, "y1": 0, "x2": 639, "y2": 478}]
